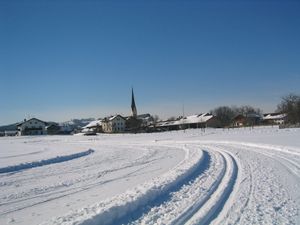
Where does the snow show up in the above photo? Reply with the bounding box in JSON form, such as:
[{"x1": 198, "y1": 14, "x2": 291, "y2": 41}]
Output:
[
  {"x1": 0, "y1": 126, "x2": 299, "y2": 225},
  {"x1": 157, "y1": 113, "x2": 214, "y2": 127},
  {"x1": 263, "y1": 113, "x2": 287, "y2": 120},
  {"x1": 83, "y1": 120, "x2": 102, "y2": 129},
  {"x1": 0, "y1": 149, "x2": 94, "y2": 174},
  {"x1": 181, "y1": 113, "x2": 214, "y2": 124}
]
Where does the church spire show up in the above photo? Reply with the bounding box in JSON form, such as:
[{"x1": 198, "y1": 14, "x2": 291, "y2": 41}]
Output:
[{"x1": 131, "y1": 88, "x2": 137, "y2": 117}]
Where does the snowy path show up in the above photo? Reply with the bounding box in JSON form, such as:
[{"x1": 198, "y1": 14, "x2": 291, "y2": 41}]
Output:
[{"x1": 0, "y1": 127, "x2": 299, "y2": 225}]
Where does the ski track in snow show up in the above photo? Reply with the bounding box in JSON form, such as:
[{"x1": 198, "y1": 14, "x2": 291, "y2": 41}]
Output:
[
  {"x1": 44, "y1": 142, "x2": 299, "y2": 225},
  {"x1": 0, "y1": 127, "x2": 299, "y2": 225},
  {"x1": 0, "y1": 149, "x2": 94, "y2": 174}
]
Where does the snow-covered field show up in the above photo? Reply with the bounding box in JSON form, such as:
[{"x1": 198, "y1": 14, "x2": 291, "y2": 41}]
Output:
[{"x1": 0, "y1": 126, "x2": 299, "y2": 225}]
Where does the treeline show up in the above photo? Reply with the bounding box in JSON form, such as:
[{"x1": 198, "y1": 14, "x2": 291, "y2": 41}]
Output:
[
  {"x1": 209, "y1": 93, "x2": 300, "y2": 127},
  {"x1": 276, "y1": 94, "x2": 300, "y2": 125},
  {"x1": 210, "y1": 105, "x2": 262, "y2": 127},
  {"x1": 157, "y1": 93, "x2": 300, "y2": 128}
]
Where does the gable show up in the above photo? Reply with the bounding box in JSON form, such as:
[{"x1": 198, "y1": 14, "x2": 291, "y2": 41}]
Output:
[{"x1": 18, "y1": 118, "x2": 46, "y2": 127}]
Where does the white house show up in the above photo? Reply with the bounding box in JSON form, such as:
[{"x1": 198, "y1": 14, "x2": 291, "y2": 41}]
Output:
[
  {"x1": 156, "y1": 113, "x2": 220, "y2": 130},
  {"x1": 263, "y1": 113, "x2": 287, "y2": 125},
  {"x1": 137, "y1": 114, "x2": 154, "y2": 127},
  {"x1": 17, "y1": 118, "x2": 47, "y2": 136},
  {"x1": 102, "y1": 115, "x2": 126, "y2": 133},
  {"x1": 82, "y1": 119, "x2": 102, "y2": 134}
]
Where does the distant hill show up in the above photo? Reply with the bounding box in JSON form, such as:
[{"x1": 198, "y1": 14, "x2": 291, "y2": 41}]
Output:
[
  {"x1": 0, "y1": 123, "x2": 18, "y2": 131},
  {"x1": 59, "y1": 118, "x2": 95, "y2": 129}
]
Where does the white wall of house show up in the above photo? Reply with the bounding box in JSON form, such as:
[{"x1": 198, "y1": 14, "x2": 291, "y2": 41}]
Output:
[
  {"x1": 102, "y1": 116, "x2": 125, "y2": 133},
  {"x1": 18, "y1": 119, "x2": 47, "y2": 136}
]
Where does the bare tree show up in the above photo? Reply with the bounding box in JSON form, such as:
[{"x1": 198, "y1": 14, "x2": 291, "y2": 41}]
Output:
[
  {"x1": 277, "y1": 94, "x2": 300, "y2": 124},
  {"x1": 152, "y1": 115, "x2": 160, "y2": 123},
  {"x1": 210, "y1": 106, "x2": 236, "y2": 128},
  {"x1": 235, "y1": 105, "x2": 262, "y2": 116},
  {"x1": 167, "y1": 116, "x2": 176, "y2": 121}
]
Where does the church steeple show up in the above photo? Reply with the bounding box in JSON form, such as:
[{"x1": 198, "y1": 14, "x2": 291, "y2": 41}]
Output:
[{"x1": 131, "y1": 88, "x2": 137, "y2": 118}]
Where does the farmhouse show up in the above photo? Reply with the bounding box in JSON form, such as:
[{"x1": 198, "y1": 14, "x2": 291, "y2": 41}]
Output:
[
  {"x1": 46, "y1": 123, "x2": 61, "y2": 135},
  {"x1": 82, "y1": 119, "x2": 102, "y2": 134},
  {"x1": 262, "y1": 113, "x2": 287, "y2": 125},
  {"x1": 233, "y1": 114, "x2": 261, "y2": 127},
  {"x1": 233, "y1": 115, "x2": 247, "y2": 127},
  {"x1": 102, "y1": 115, "x2": 126, "y2": 133},
  {"x1": 157, "y1": 113, "x2": 220, "y2": 131},
  {"x1": 17, "y1": 118, "x2": 47, "y2": 136}
]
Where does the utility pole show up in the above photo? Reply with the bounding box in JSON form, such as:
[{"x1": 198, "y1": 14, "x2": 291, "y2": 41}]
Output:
[{"x1": 182, "y1": 101, "x2": 185, "y2": 133}]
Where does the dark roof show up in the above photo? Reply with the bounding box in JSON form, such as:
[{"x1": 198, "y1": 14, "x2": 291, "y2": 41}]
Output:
[
  {"x1": 246, "y1": 113, "x2": 261, "y2": 118},
  {"x1": 137, "y1": 114, "x2": 151, "y2": 119},
  {"x1": 234, "y1": 114, "x2": 245, "y2": 120}
]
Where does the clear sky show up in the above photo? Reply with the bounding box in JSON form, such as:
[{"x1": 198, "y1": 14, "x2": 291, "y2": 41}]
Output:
[{"x1": 0, "y1": 0, "x2": 299, "y2": 125}]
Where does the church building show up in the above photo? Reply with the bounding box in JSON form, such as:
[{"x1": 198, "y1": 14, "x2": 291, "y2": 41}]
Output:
[{"x1": 126, "y1": 88, "x2": 142, "y2": 132}]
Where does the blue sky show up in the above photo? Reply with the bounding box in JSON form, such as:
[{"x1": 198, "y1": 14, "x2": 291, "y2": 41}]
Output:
[{"x1": 0, "y1": 0, "x2": 299, "y2": 125}]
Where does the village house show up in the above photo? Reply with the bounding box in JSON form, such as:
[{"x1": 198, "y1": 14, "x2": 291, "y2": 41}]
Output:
[
  {"x1": 233, "y1": 115, "x2": 247, "y2": 127},
  {"x1": 233, "y1": 114, "x2": 261, "y2": 127},
  {"x1": 262, "y1": 113, "x2": 287, "y2": 125},
  {"x1": 17, "y1": 118, "x2": 47, "y2": 136},
  {"x1": 156, "y1": 113, "x2": 220, "y2": 131},
  {"x1": 46, "y1": 123, "x2": 61, "y2": 135},
  {"x1": 82, "y1": 119, "x2": 103, "y2": 135},
  {"x1": 102, "y1": 115, "x2": 126, "y2": 133},
  {"x1": 137, "y1": 114, "x2": 154, "y2": 127}
]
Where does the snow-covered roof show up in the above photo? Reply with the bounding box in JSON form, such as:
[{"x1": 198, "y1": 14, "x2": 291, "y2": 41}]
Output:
[
  {"x1": 109, "y1": 115, "x2": 125, "y2": 121},
  {"x1": 182, "y1": 113, "x2": 214, "y2": 124},
  {"x1": 102, "y1": 115, "x2": 126, "y2": 123},
  {"x1": 83, "y1": 119, "x2": 102, "y2": 129},
  {"x1": 263, "y1": 113, "x2": 287, "y2": 120},
  {"x1": 158, "y1": 113, "x2": 214, "y2": 127}
]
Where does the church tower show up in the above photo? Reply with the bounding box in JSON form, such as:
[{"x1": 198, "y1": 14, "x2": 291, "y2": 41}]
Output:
[{"x1": 131, "y1": 88, "x2": 137, "y2": 118}]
